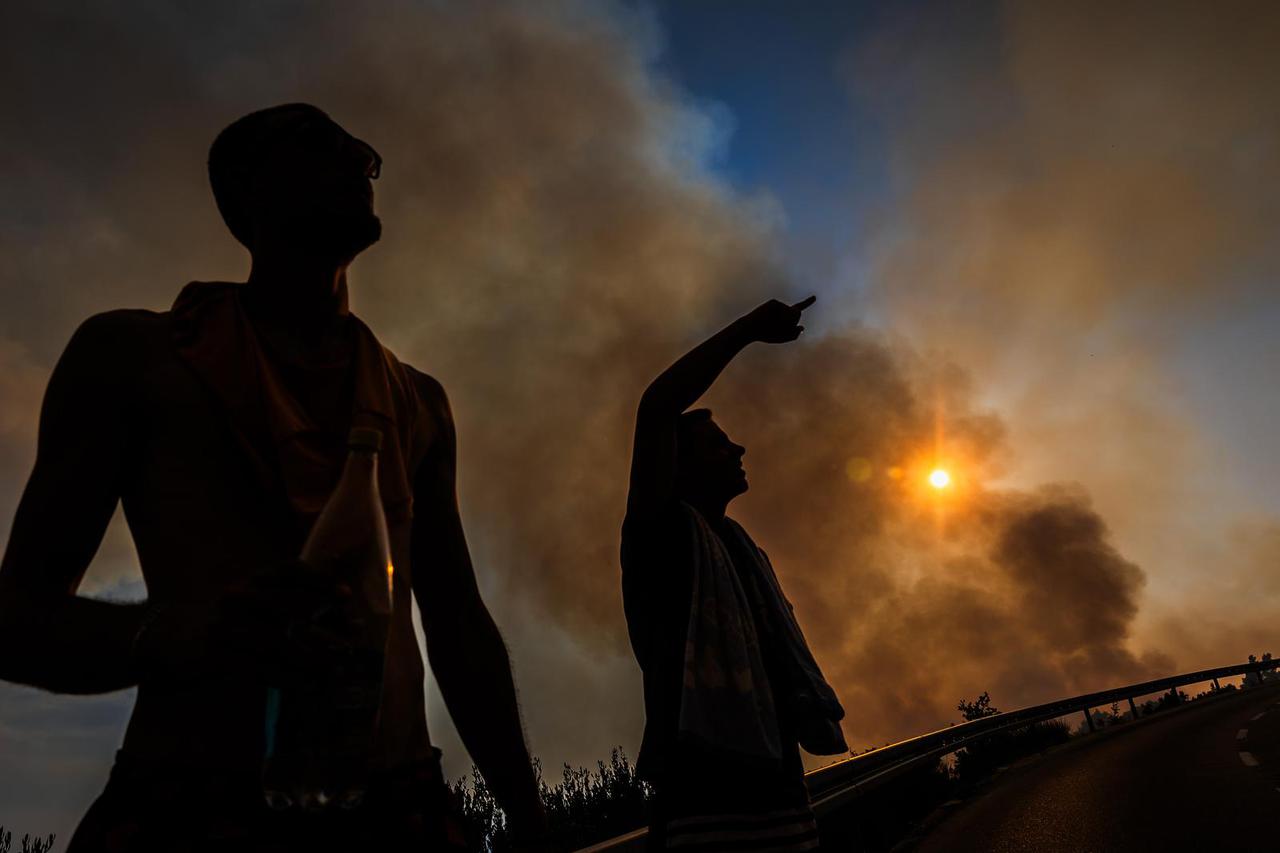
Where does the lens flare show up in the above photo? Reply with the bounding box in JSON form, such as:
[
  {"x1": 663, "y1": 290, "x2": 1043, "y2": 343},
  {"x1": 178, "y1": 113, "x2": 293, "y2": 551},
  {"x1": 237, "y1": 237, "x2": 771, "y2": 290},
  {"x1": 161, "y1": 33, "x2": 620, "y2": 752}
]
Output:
[{"x1": 928, "y1": 469, "x2": 951, "y2": 489}]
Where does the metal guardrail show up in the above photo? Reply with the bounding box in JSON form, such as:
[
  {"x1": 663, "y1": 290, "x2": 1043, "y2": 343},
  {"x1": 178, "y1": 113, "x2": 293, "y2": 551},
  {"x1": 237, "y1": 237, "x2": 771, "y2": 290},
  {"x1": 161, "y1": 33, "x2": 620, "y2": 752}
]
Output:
[{"x1": 578, "y1": 657, "x2": 1280, "y2": 852}]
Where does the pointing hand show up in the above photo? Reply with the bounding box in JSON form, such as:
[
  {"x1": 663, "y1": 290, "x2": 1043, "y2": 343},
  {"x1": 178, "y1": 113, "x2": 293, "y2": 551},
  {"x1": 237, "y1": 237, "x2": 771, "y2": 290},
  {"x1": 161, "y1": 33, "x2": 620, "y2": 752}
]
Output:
[{"x1": 739, "y1": 295, "x2": 816, "y2": 344}]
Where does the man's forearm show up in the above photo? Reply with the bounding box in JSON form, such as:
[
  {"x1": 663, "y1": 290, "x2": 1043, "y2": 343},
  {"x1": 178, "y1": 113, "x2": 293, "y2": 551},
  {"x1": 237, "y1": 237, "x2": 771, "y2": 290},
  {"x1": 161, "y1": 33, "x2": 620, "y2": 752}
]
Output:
[
  {"x1": 0, "y1": 594, "x2": 145, "y2": 694},
  {"x1": 643, "y1": 317, "x2": 753, "y2": 414},
  {"x1": 428, "y1": 609, "x2": 543, "y2": 829}
]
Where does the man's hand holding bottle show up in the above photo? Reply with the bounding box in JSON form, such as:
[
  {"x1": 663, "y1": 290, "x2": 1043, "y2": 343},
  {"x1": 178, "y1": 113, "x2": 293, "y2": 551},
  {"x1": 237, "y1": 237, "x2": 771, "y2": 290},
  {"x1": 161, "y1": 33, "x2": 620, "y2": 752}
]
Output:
[{"x1": 131, "y1": 561, "x2": 357, "y2": 689}]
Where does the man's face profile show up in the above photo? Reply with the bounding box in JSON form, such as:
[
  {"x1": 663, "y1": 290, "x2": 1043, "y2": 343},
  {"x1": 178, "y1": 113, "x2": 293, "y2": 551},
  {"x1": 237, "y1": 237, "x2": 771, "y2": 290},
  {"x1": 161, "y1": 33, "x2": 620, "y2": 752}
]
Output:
[
  {"x1": 680, "y1": 417, "x2": 749, "y2": 503},
  {"x1": 220, "y1": 106, "x2": 384, "y2": 263}
]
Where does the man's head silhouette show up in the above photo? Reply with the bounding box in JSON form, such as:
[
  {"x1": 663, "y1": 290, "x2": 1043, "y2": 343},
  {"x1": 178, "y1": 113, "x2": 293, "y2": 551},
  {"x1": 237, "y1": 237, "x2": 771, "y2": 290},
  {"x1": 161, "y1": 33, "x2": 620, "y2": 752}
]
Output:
[
  {"x1": 209, "y1": 103, "x2": 382, "y2": 264},
  {"x1": 676, "y1": 408, "x2": 749, "y2": 508}
]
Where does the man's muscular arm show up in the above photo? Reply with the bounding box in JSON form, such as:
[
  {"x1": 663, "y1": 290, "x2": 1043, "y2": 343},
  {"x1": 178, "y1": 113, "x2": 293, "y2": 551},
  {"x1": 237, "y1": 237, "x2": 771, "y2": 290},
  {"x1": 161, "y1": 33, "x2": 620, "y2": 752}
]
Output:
[
  {"x1": 0, "y1": 312, "x2": 148, "y2": 693},
  {"x1": 408, "y1": 372, "x2": 546, "y2": 838}
]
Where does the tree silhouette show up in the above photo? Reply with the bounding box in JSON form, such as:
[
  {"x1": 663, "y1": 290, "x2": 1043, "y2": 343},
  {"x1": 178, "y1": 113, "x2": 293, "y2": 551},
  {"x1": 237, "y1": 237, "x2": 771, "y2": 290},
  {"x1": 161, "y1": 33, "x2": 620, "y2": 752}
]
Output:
[{"x1": 957, "y1": 691, "x2": 1000, "y2": 721}]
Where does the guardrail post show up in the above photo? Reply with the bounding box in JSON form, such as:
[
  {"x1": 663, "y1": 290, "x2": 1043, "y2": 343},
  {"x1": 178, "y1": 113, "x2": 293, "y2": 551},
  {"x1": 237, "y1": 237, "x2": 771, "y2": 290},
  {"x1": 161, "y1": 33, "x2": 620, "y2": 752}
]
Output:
[
  {"x1": 1127, "y1": 697, "x2": 1139, "y2": 720},
  {"x1": 1212, "y1": 678, "x2": 1221, "y2": 691},
  {"x1": 1083, "y1": 708, "x2": 1096, "y2": 732}
]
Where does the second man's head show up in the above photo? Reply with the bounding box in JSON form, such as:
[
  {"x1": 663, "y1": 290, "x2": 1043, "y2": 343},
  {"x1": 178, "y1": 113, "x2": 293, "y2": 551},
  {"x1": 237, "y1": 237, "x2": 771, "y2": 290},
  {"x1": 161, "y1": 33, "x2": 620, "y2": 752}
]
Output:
[{"x1": 676, "y1": 409, "x2": 748, "y2": 509}]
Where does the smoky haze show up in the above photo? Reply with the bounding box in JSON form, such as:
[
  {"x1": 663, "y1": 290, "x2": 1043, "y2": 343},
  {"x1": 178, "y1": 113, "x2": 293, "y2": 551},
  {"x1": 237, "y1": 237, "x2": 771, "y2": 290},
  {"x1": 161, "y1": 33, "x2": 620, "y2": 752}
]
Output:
[
  {"x1": 706, "y1": 337, "x2": 1170, "y2": 740},
  {"x1": 0, "y1": 5, "x2": 1275, "y2": 837},
  {"x1": 845, "y1": 0, "x2": 1280, "y2": 676}
]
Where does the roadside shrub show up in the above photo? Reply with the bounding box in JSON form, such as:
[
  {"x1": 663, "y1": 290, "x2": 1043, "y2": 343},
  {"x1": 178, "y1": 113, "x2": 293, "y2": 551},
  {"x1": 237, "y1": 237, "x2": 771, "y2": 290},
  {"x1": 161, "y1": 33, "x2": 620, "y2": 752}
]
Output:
[
  {"x1": 452, "y1": 747, "x2": 650, "y2": 851},
  {"x1": 952, "y1": 693, "x2": 1072, "y2": 784},
  {"x1": 0, "y1": 828, "x2": 56, "y2": 853}
]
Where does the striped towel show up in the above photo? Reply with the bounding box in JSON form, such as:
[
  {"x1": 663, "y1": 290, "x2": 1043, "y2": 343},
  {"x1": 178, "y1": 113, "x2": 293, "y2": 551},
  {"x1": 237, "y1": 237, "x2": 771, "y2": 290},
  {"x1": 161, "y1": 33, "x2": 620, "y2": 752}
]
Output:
[{"x1": 678, "y1": 504, "x2": 847, "y2": 764}]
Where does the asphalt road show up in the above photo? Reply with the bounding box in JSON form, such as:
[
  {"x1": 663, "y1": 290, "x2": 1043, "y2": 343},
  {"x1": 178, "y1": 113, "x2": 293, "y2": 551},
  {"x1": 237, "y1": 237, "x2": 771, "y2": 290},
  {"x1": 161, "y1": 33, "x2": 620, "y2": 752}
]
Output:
[{"x1": 911, "y1": 683, "x2": 1280, "y2": 853}]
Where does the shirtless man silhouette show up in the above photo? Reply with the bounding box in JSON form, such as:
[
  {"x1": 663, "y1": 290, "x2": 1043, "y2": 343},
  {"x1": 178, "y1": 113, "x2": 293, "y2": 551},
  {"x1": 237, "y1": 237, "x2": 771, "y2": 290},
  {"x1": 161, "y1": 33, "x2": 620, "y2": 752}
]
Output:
[{"x1": 0, "y1": 104, "x2": 546, "y2": 851}]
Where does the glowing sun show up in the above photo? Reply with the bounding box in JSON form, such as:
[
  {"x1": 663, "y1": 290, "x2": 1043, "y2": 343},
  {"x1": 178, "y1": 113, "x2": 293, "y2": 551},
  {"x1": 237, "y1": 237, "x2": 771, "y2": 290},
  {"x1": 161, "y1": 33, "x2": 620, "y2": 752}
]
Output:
[{"x1": 928, "y1": 468, "x2": 951, "y2": 489}]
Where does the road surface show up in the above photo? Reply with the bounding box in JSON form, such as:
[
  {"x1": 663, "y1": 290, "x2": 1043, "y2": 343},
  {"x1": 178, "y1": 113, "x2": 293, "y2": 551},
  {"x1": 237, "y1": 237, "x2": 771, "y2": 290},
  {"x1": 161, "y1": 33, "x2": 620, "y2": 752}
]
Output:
[{"x1": 911, "y1": 683, "x2": 1280, "y2": 852}]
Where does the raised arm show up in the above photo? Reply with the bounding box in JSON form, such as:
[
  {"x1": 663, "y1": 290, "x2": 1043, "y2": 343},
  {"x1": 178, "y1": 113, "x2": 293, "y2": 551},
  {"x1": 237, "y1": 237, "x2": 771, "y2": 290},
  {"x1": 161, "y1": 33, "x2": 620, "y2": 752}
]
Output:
[
  {"x1": 0, "y1": 312, "x2": 147, "y2": 693},
  {"x1": 627, "y1": 296, "x2": 815, "y2": 516},
  {"x1": 407, "y1": 373, "x2": 547, "y2": 842}
]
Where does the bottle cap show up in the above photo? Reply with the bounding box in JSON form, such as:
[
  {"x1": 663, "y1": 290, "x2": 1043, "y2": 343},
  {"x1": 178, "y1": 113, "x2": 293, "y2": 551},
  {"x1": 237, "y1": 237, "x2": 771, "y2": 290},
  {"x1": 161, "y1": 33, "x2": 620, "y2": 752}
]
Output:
[{"x1": 348, "y1": 427, "x2": 383, "y2": 452}]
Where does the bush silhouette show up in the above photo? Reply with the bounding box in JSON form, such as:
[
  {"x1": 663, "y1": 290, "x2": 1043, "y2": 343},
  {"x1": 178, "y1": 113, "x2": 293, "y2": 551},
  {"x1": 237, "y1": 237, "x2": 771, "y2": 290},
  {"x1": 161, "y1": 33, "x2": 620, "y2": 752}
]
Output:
[
  {"x1": 452, "y1": 747, "x2": 650, "y2": 851},
  {"x1": 0, "y1": 828, "x2": 56, "y2": 853},
  {"x1": 952, "y1": 692, "x2": 1071, "y2": 784}
]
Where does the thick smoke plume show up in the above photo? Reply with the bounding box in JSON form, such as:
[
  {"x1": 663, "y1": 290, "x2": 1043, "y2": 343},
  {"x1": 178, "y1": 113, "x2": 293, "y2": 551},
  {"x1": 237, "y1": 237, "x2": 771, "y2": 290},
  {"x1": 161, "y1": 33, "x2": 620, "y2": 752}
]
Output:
[{"x1": 844, "y1": 0, "x2": 1280, "y2": 680}]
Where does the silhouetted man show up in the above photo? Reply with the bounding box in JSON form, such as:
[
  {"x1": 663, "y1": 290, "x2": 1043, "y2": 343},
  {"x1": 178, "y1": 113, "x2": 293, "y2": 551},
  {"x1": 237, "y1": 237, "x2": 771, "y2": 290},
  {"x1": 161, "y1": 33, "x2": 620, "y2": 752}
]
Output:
[
  {"x1": 0, "y1": 104, "x2": 546, "y2": 851},
  {"x1": 622, "y1": 297, "x2": 848, "y2": 851}
]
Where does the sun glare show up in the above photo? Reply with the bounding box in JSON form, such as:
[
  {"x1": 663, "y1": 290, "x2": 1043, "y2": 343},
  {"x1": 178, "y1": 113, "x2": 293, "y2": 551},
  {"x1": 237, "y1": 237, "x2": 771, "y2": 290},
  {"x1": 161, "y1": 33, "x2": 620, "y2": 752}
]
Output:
[{"x1": 928, "y1": 468, "x2": 951, "y2": 489}]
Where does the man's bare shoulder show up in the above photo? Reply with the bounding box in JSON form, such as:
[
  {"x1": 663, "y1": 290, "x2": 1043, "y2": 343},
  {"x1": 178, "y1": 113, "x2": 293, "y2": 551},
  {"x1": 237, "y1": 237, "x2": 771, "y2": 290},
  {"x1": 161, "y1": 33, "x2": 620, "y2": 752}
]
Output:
[{"x1": 61, "y1": 308, "x2": 169, "y2": 373}]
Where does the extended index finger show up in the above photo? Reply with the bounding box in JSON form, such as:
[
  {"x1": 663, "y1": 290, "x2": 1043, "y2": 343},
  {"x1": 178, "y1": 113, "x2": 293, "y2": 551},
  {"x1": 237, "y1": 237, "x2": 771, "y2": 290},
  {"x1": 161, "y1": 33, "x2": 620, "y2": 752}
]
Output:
[{"x1": 792, "y1": 295, "x2": 817, "y2": 312}]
